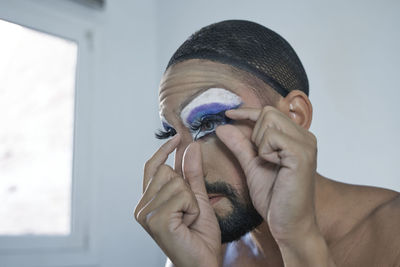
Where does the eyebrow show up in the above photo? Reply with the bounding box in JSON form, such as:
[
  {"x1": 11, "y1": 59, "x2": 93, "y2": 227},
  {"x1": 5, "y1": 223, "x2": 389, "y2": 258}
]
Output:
[{"x1": 178, "y1": 86, "x2": 217, "y2": 114}]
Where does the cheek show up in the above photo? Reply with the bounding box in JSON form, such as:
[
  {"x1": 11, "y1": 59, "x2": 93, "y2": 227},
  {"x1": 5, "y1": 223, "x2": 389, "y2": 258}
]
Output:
[{"x1": 199, "y1": 136, "x2": 247, "y2": 187}]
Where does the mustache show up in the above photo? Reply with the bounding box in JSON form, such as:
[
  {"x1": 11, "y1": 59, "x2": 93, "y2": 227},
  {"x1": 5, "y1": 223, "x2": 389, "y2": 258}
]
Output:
[{"x1": 205, "y1": 181, "x2": 238, "y2": 200}]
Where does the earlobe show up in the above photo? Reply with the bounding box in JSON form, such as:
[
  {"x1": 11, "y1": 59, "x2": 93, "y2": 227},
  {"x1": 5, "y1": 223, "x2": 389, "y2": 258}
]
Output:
[{"x1": 279, "y1": 90, "x2": 313, "y2": 129}]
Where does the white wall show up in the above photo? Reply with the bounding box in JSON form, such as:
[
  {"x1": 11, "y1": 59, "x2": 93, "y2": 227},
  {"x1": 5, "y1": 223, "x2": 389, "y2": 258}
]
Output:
[
  {"x1": 87, "y1": 1, "x2": 166, "y2": 266},
  {"x1": 1, "y1": 0, "x2": 167, "y2": 266},
  {"x1": 156, "y1": 0, "x2": 400, "y2": 191}
]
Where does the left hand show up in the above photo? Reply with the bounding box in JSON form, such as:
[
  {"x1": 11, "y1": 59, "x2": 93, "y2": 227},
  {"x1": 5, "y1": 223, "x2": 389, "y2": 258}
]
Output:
[{"x1": 215, "y1": 106, "x2": 318, "y2": 243}]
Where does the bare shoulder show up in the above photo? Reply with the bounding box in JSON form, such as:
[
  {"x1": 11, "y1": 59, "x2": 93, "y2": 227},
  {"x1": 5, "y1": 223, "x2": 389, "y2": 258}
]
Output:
[
  {"x1": 320, "y1": 178, "x2": 399, "y2": 242},
  {"x1": 368, "y1": 193, "x2": 400, "y2": 251},
  {"x1": 329, "y1": 185, "x2": 400, "y2": 267}
]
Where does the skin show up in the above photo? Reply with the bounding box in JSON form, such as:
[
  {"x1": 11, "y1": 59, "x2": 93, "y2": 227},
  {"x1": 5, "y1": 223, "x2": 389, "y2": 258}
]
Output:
[{"x1": 135, "y1": 59, "x2": 400, "y2": 267}]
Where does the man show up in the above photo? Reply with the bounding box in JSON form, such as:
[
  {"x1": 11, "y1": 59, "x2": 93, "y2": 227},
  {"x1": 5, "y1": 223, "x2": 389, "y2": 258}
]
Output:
[{"x1": 134, "y1": 20, "x2": 400, "y2": 266}]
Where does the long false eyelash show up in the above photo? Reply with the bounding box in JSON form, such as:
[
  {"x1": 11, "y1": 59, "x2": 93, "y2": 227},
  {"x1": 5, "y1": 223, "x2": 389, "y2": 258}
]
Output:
[
  {"x1": 189, "y1": 112, "x2": 233, "y2": 141},
  {"x1": 154, "y1": 127, "x2": 177, "y2": 139},
  {"x1": 190, "y1": 112, "x2": 230, "y2": 132}
]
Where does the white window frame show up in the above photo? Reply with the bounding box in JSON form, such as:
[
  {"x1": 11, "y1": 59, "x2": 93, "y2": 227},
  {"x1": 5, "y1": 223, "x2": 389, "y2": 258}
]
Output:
[{"x1": 0, "y1": 1, "x2": 98, "y2": 266}]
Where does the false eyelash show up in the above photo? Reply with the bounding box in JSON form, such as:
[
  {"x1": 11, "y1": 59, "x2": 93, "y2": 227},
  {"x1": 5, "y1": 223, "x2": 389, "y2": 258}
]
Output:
[
  {"x1": 190, "y1": 112, "x2": 229, "y2": 132},
  {"x1": 154, "y1": 127, "x2": 177, "y2": 139},
  {"x1": 189, "y1": 112, "x2": 233, "y2": 141}
]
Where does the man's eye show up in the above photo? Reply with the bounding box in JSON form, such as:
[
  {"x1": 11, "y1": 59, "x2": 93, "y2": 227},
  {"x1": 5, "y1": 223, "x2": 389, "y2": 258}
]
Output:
[
  {"x1": 200, "y1": 120, "x2": 215, "y2": 132},
  {"x1": 190, "y1": 114, "x2": 229, "y2": 140}
]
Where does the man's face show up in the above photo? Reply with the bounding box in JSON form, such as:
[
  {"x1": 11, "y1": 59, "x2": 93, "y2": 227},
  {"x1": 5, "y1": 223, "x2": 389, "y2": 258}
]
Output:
[{"x1": 158, "y1": 59, "x2": 269, "y2": 243}]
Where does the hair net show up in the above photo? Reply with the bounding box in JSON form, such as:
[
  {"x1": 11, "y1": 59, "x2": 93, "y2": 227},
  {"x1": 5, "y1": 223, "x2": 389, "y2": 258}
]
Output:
[{"x1": 167, "y1": 20, "x2": 309, "y2": 97}]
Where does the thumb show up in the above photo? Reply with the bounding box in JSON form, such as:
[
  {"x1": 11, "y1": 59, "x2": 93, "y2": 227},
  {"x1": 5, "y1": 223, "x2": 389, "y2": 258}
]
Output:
[
  {"x1": 183, "y1": 142, "x2": 208, "y2": 200},
  {"x1": 183, "y1": 143, "x2": 221, "y2": 247}
]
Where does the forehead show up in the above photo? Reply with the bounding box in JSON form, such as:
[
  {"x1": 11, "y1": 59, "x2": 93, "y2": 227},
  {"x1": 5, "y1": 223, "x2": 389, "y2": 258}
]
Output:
[{"x1": 158, "y1": 59, "x2": 261, "y2": 119}]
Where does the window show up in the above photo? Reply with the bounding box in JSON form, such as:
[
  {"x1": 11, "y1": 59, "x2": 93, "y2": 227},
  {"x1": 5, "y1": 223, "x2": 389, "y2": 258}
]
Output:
[
  {"x1": 0, "y1": 2, "x2": 95, "y2": 265},
  {"x1": 0, "y1": 19, "x2": 77, "y2": 236}
]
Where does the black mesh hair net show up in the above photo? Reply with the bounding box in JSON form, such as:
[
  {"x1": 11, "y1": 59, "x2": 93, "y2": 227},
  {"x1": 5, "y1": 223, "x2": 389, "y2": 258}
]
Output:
[{"x1": 167, "y1": 20, "x2": 309, "y2": 97}]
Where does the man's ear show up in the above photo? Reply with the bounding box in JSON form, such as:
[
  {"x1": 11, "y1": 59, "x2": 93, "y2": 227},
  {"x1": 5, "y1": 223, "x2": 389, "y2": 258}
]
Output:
[{"x1": 277, "y1": 90, "x2": 313, "y2": 130}]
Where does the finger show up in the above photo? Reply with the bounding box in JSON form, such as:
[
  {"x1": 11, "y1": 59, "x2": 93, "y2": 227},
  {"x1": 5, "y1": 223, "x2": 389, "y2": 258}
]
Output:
[
  {"x1": 254, "y1": 118, "x2": 277, "y2": 147},
  {"x1": 138, "y1": 177, "x2": 199, "y2": 227},
  {"x1": 182, "y1": 143, "x2": 220, "y2": 238},
  {"x1": 225, "y1": 107, "x2": 261, "y2": 122},
  {"x1": 258, "y1": 127, "x2": 297, "y2": 167},
  {"x1": 227, "y1": 107, "x2": 281, "y2": 144},
  {"x1": 253, "y1": 114, "x2": 269, "y2": 146},
  {"x1": 257, "y1": 129, "x2": 281, "y2": 165},
  {"x1": 143, "y1": 189, "x2": 199, "y2": 235},
  {"x1": 183, "y1": 142, "x2": 207, "y2": 200},
  {"x1": 253, "y1": 108, "x2": 300, "y2": 147},
  {"x1": 251, "y1": 108, "x2": 281, "y2": 144},
  {"x1": 136, "y1": 165, "x2": 180, "y2": 218},
  {"x1": 143, "y1": 134, "x2": 180, "y2": 192},
  {"x1": 215, "y1": 124, "x2": 257, "y2": 172}
]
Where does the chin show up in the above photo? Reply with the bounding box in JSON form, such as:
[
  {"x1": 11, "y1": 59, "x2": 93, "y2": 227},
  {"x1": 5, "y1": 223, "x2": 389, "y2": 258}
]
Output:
[
  {"x1": 213, "y1": 197, "x2": 263, "y2": 244},
  {"x1": 210, "y1": 196, "x2": 234, "y2": 217}
]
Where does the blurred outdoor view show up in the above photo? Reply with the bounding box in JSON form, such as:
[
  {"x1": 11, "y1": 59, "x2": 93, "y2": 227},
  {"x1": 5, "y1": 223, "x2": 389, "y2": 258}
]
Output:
[{"x1": 0, "y1": 19, "x2": 77, "y2": 235}]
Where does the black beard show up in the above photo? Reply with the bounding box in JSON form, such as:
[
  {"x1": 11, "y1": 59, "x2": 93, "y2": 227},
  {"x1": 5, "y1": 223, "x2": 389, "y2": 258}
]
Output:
[{"x1": 205, "y1": 181, "x2": 264, "y2": 244}]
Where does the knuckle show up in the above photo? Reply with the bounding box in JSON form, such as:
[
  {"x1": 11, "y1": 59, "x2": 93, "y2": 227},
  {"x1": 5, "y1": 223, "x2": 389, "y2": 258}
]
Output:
[
  {"x1": 179, "y1": 189, "x2": 192, "y2": 201},
  {"x1": 151, "y1": 165, "x2": 174, "y2": 184},
  {"x1": 262, "y1": 106, "x2": 273, "y2": 114},
  {"x1": 170, "y1": 176, "x2": 186, "y2": 189},
  {"x1": 258, "y1": 145, "x2": 267, "y2": 157},
  {"x1": 144, "y1": 159, "x2": 153, "y2": 171},
  {"x1": 162, "y1": 164, "x2": 173, "y2": 171},
  {"x1": 263, "y1": 108, "x2": 277, "y2": 120},
  {"x1": 264, "y1": 127, "x2": 276, "y2": 137},
  {"x1": 157, "y1": 164, "x2": 172, "y2": 174},
  {"x1": 146, "y1": 212, "x2": 161, "y2": 234}
]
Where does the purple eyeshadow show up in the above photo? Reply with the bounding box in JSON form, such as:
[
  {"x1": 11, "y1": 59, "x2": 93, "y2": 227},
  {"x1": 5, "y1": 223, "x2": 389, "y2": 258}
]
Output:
[
  {"x1": 162, "y1": 121, "x2": 171, "y2": 130},
  {"x1": 186, "y1": 102, "x2": 241, "y2": 124}
]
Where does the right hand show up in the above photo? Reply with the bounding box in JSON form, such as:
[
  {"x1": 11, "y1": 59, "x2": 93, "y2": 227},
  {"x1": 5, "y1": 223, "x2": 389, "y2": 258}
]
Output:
[{"x1": 134, "y1": 134, "x2": 221, "y2": 267}]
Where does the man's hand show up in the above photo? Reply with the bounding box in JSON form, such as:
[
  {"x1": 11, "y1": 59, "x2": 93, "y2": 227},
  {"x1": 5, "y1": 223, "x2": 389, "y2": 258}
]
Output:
[
  {"x1": 216, "y1": 106, "x2": 318, "y2": 242},
  {"x1": 134, "y1": 135, "x2": 221, "y2": 267},
  {"x1": 216, "y1": 106, "x2": 336, "y2": 266}
]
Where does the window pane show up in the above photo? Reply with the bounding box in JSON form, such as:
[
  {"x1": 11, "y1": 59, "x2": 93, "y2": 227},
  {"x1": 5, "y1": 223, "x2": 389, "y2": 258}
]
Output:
[{"x1": 0, "y1": 19, "x2": 77, "y2": 235}]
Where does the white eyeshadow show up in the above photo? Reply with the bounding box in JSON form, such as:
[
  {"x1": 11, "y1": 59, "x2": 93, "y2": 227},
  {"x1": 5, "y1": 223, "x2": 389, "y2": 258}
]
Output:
[{"x1": 180, "y1": 88, "x2": 242, "y2": 125}]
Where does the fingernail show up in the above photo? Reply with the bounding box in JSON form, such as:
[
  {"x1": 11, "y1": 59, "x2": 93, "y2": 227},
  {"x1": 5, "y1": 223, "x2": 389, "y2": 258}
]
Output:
[{"x1": 225, "y1": 110, "x2": 234, "y2": 116}]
